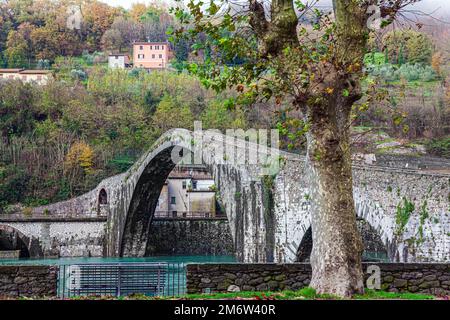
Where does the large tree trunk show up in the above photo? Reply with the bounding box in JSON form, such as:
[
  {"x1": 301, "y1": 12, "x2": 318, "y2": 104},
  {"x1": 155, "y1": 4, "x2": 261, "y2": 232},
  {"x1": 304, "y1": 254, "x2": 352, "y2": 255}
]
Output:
[
  {"x1": 248, "y1": 0, "x2": 373, "y2": 297},
  {"x1": 305, "y1": 97, "x2": 364, "y2": 297}
]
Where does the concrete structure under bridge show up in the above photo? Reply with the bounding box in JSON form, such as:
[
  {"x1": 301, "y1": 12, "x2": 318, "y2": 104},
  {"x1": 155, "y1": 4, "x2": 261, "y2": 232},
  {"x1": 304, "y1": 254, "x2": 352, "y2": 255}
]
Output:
[{"x1": 0, "y1": 129, "x2": 448, "y2": 263}]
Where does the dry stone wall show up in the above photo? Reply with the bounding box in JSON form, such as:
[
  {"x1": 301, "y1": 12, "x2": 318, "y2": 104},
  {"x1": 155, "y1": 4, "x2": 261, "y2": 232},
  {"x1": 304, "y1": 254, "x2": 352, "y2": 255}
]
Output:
[
  {"x1": 187, "y1": 263, "x2": 450, "y2": 296},
  {"x1": 0, "y1": 265, "x2": 57, "y2": 297}
]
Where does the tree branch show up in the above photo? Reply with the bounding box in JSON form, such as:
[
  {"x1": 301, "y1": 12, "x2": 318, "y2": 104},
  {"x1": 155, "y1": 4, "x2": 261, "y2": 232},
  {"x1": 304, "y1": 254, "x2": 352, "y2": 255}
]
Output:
[{"x1": 248, "y1": 0, "x2": 298, "y2": 57}]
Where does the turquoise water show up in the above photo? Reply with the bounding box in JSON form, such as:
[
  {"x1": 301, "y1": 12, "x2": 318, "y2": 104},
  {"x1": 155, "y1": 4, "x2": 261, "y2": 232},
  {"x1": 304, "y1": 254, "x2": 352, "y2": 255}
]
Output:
[{"x1": 0, "y1": 255, "x2": 236, "y2": 265}]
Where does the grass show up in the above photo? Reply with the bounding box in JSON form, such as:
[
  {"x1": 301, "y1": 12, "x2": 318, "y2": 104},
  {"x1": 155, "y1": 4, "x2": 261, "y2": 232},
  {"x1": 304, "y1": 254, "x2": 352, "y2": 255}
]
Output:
[
  {"x1": 60, "y1": 288, "x2": 437, "y2": 300},
  {"x1": 177, "y1": 288, "x2": 435, "y2": 300},
  {"x1": 353, "y1": 289, "x2": 435, "y2": 300}
]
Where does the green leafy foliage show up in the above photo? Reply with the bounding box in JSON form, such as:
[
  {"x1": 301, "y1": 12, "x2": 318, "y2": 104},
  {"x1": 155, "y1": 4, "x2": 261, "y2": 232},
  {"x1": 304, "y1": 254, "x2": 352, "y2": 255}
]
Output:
[
  {"x1": 395, "y1": 197, "x2": 415, "y2": 235},
  {"x1": 366, "y1": 63, "x2": 437, "y2": 83},
  {"x1": 0, "y1": 67, "x2": 248, "y2": 210},
  {"x1": 0, "y1": 165, "x2": 30, "y2": 210},
  {"x1": 382, "y1": 30, "x2": 433, "y2": 65},
  {"x1": 425, "y1": 137, "x2": 450, "y2": 158}
]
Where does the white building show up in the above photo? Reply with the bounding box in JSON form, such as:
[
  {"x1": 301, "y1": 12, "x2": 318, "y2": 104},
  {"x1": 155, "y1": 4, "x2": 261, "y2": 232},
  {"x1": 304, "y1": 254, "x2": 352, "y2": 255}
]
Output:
[
  {"x1": 108, "y1": 54, "x2": 130, "y2": 69},
  {"x1": 155, "y1": 165, "x2": 218, "y2": 218},
  {"x1": 0, "y1": 69, "x2": 52, "y2": 85}
]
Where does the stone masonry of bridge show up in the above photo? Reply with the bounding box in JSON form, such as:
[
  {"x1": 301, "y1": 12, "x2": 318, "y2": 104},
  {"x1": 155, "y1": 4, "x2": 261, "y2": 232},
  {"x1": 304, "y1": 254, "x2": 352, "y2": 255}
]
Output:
[
  {"x1": 0, "y1": 216, "x2": 105, "y2": 257},
  {"x1": 2, "y1": 129, "x2": 448, "y2": 262}
]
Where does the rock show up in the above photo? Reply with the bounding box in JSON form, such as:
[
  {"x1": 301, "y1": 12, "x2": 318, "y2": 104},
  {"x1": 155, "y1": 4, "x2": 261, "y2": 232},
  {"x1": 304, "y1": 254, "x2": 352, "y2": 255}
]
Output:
[
  {"x1": 235, "y1": 278, "x2": 244, "y2": 286},
  {"x1": 408, "y1": 286, "x2": 419, "y2": 293},
  {"x1": 419, "y1": 280, "x2": 440, "y2": 289},
  {"x1": 227, "y1": 285, "x2": 240, "y2": 292},
  {"x1": 248, "y1": 277, "x2": 264, "y2": 286},
  {"x1": 242, "y1": 285, "x2": 255, "y2": 291},
  {"x1": 393, "y1": 279, "x2": 408, "y2": 288},
  {"x1": 224, "y1": 273, "x2": 237, "y2": 280},
  {"x1": 383, "y1": 275, "x2": 394, "y2": 283},
  {"x1": 267, "y1": 281, "x2": 279, "y2": 290},
  {"x1": 274, "y1": 274, "x2": 286, "y2": 281},
  {"x1": 201, "y1": 277, "x2": 211, "y2": 284},
  {"x1": 422, "y1": 275, "x2": 436, "y2": 281},
  {"x1": 256, "y1": 283, "x2": 269, "y2": 291}
]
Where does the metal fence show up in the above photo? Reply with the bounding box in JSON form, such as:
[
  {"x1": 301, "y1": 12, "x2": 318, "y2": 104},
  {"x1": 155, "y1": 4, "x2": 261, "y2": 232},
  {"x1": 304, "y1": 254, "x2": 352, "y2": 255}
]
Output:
[
  {"x1": 154, "y1": 211, "x2": 227, "y2": 219},
  {"x1": 58, "y1": 263, "x2": 186, "y2": 298}
]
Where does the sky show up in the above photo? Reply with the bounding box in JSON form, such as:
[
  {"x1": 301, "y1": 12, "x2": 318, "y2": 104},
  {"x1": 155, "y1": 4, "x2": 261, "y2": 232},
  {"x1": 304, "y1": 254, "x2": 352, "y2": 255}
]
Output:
[{"x1": 100, "y1": 0, "x2": 450, "y2": 16}]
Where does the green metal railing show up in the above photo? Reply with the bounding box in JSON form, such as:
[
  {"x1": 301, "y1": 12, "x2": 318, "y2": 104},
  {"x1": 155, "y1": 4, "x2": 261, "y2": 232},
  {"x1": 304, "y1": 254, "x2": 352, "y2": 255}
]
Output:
[{"x1": 57, "y1": 262, "x2": 186, "y2": 298}]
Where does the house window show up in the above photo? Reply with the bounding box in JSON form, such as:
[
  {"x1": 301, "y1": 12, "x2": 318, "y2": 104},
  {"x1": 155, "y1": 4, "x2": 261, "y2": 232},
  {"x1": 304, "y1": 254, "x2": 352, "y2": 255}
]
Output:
[
  {"x1": 139, "y1": 45, "x2": 143, "y2": 50},
  {"x1": 150, "y1": 46, "x2": 152, "y2": 50},
  {"x1": 171, "y1": 196, "x2": 176, "y2": 204},
  {"x1": 161, "y1": 45, "x2": 164, "y2": 49},
  {"x1": 192, "y1": 181, "x2": 197, "y2": 190},
  {"x1": 159, "y1": 54, "x2": 162, "y2": 58},
  {"x1": 182, "y1": 181, "x2": 187, "y2": 189},
  {"x1": 155, "y1": 45, "x2": 159, "y2": 50},
  {"x1": 172, "y1": 211, "x2": 177, "y2": 217},
  {"x1": 138, "y1": 54, "x2": 144, "y2": 59},
  {"x1": 152, "y1": 54, "x2": 155, "y2": 59},
  {"x1": 115, "y1": 56, "x2": 119, "y2": 59}
]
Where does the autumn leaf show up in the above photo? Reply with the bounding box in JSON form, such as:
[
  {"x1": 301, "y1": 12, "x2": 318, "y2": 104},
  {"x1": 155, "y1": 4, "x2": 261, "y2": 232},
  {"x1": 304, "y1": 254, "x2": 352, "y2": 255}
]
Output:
[{"x1": 325, "y1": 87, "x2": 334, "y2": 94}]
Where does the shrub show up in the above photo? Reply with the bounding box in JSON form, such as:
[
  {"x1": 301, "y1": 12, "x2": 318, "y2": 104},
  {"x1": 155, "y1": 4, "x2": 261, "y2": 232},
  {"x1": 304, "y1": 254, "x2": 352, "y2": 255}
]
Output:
[
  {"x1": 0, "y1": 165, "x2": 30, "y2": 208},
  {"x1": 70, "y1": 69, "x2": 87, "y2": 81},
  {"x1": 367, "y1": 63, "x2": 437, "y2": 83},
  {"x1": 425, "y1": 137, "x2": 450, "y2": 158}
]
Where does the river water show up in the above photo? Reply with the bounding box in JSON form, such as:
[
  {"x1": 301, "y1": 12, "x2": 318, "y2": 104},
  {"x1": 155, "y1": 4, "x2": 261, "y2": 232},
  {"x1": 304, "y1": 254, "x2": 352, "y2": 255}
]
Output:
[{"x1": 0, "y1": 255, "x2": 236, "y2": 265}]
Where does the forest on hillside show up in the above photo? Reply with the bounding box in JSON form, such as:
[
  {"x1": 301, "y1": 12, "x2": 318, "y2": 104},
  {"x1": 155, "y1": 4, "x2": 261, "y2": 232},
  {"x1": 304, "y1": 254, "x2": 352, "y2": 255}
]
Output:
[{"x1": 0, "y1": 0, "x2": 449, "y2": 213}]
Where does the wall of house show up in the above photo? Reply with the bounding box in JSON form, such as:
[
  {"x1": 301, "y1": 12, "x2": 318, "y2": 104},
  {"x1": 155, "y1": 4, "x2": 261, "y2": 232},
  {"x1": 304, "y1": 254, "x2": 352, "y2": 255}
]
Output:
[
  {"x1": 108, "y1": 56, "x2": 126, "y2": 69},
  {"x1": 188, "y1": 191, "x2": 216, "y2": 215},
  {"x1": 21, "y1": 74, "x2": 50, "y2": 85},
  {"x1": 133, "y1": 43, "x2": 170, "y2": 69},
  {"x1": 155, "y1": 184, "x2": 169, "y2": 215},
  {"x1": 0, "y1": 72, "x2": 50, "y2": 84},
  {"x1": 168, "y1": 179, "x2": 188, "y2": 213}
]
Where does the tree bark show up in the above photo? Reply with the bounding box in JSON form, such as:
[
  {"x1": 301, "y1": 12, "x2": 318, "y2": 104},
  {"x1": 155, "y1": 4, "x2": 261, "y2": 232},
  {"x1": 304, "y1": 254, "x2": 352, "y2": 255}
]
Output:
[{"x1": 305, "y1": 95, "x2": 364, "y2": 297}]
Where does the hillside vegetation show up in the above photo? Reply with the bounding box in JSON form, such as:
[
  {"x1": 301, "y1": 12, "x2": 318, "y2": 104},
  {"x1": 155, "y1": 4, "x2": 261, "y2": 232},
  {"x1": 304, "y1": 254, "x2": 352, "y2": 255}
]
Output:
[{"x1": 0, "y1": 1, "x2": 448, "y2": 213}]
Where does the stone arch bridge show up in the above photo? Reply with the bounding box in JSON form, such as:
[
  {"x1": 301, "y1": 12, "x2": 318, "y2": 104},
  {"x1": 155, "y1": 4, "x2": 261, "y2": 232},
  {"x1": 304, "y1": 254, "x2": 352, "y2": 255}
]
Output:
[{"x1": 1, "y1": 129, "x2": 449, "y2": 262}]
